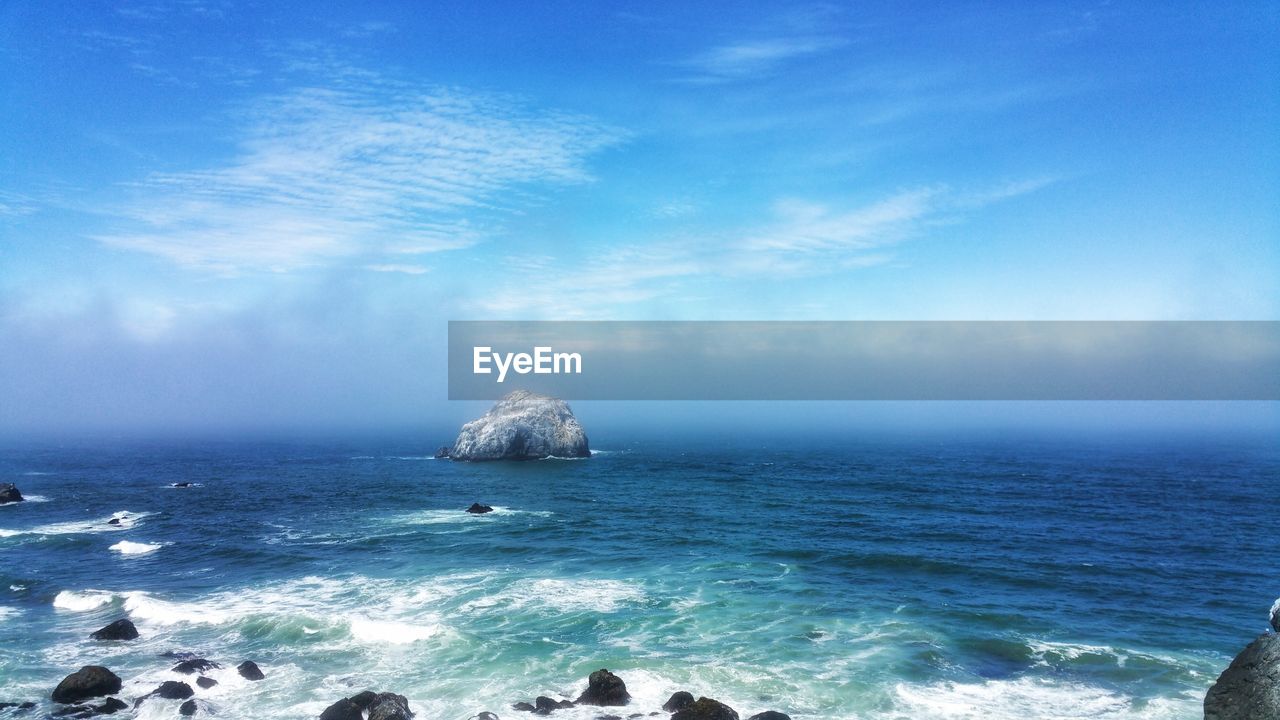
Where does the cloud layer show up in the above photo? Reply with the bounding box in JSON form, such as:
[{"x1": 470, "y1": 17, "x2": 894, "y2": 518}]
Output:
[{"x1": 98, "y1": 84, "x2": 623, "y2": 272}]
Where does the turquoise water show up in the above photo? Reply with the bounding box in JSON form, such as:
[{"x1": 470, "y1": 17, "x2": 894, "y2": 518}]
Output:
[{"x1": 0, "y1": 435, "x2": 1275, "y2": 719}]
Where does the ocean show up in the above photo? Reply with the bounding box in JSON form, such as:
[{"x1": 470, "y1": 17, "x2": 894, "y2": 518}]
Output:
[{"x1": 0, "y1": 433, "x2": 1275, "y2": 719}]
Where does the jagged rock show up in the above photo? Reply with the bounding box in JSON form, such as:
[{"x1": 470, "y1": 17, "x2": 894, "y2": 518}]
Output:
[
  {"x1": 51, "y1": 666, "x2": 122, "y2": 704},
  {"x1": 576, "y1": 669, "x2": 629, "y2": 707},
  {"x1": 179, "y1": 699, "x2": 197, "y2": 716},
  {"x1": 90, "y1": 619, "x2": 138, "y2": 641},
  {"x1": 1205, "y1": 632, "x2": 1280, "y2": 720},
  {"x1": 172, "y1": 659, "x2": 220, "y2": 674},
  {"x1": 467, "y1": 503, "x2": 494, "y2": 514},
  {"x1": 746, "y1": 713, "x2": 791, "y2": 720},
  {"x1": 0, "y1": 483, "x2": 23, "y2": 504},
  {"x1": 133, "y1": 681, "x2": 194, "y2": 709},
  {"x1": 449, "y1": 391, "x2": 589, "y2": 461},
  {"x1": 367, "y1": 692, "x2": 413, "y2": 720},
  {"x1": 52, "y1": 697, "x2": 127, "y2": 718},
  {"x1": 320, "y1": 699, "x2": 363, "y2": 720},
  {"x1": 663, "y1": 692, "x2": 695, "y2": 712},
  {"x1": 350, "y1": 691, "x2": 378, "y2": 709},
  {"x1": 671, "y1": 698, "x2": 738, "y2": 720},
  {"x1": 237, "y1": 660, "x2": 264, "y2": 681},
  {"x1": 434, "y1": 447, "x2": 451, "y2": 459}
]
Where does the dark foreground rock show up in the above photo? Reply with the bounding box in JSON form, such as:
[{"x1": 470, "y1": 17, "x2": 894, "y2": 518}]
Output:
[
  {"x1": 0, "y1": 483, "x2": 23, "y2": 504},
  {"x1": 663, "y1": 692, "x2": 695, "y2": 712},
  {"x1": 52, "y1": 696, "x2": 127, "y2": 718},
  {"x1": 320, "y1": 699, "x2": 363, "y2": 720},
  {"x1": 671, "y1": 697, "x2": 739, "y2": 720},
  {"x1": 237, "y1": 660, "x2": 265, "y2": 680},
  {"x1": 90, "y1": 619, "x2": 138, "y2": 641},
  {"x1": 195, "y1": 677, "x2": 217, "y2": 689},
  {"x1": 576, "y1": 669, "x2": 630, "y2": 706},
  {"x1": 172, "y1": 658, "x2": 220, "y2": 674},
  {"x1": 133, "y1": 681, "x2": 193, "y2": 709},
  {"x1": 467, "y1": 503, "x2": 494, "y2": 514},
  {"x1": 51, "y1": 666, "x2": 122, "y2": 704},
  {"x1": 179, "y1": 699, "x2": 197, "y2": 716},
  {"x1": 448, "y1": 391, "x2": 589, "y2": 461},
  {"x1": 367, "y1": 692, "x2": 413, "y2": 720},
  {"x1": 746, "y1": 713, "x2": 791, "y2": 720},
  {"x1": 1205, "y1": 632, "x2": 1280, "y2": 720}
]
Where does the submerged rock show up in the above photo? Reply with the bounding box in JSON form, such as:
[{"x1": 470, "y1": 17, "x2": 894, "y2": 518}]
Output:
[
  {"x1": 1205, "y1": 632, "x2": 1280, "y2": 720},
  {"x1": 576, "y1": 669, "x2": 630, "y2": 707},
  {"x1": 663, "y1": 692, "x2": 695, "y2": 712},
  {"x1": 449, "y1": 391, "x2": 589, "y2": 461},
  {"x1": 90, "y1": 619, "x2": 138, "y2": 641},
  {"x1": 513, "y1": 702, "x2": 536, "y2": 712},
  {"x1": 51, "y1": 666, "x2": 122, "y2": 704},
  {"x1": 0, "y1": 483, "x2": 23, "y2": 504},
  {"x1": 171, "y1": 659, "x2": 220, "y2": 674},
  {"x1": 237, "y1": 660, "x2": 265, "y2": 681},
  {"x1": 195, "y1": 677, "x2": 217, "y2": 690},
  {"x1": 52, "y1": 696, "x2": 127, "y2": 718},
  {"x1": 179, "y1": 699, "x2": 198, "y2": 716},
  {"x1": 745, "y1": 713, "x2": 791, "y2": 720},
  {"x1": 467, "y1": 503, "x2": 494, "y2": 514},
  {"x1": 671, "y1": 698, "x2": 738, "y2": 720}
]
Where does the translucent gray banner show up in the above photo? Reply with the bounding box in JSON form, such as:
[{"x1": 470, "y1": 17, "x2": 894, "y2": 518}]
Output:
[{"x1": 447, "y1": 321, "x2": 1280, "y2": 400}]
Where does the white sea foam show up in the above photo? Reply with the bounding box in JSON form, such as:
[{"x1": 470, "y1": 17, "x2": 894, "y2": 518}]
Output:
[
  {"x1": 53, "y1": 589, "x2": 117, "y2": 612},
  {"x1": 349, "y1": 616, "x2": 446, "y2": 644},
  {"x1": 393, "y1": 506, "x2": 552, "y2": 526},
  {"x1": 0, "y1": 606, "x2": 20, "y2": 620},
  {"x1": 461, "y1": 578, "x2": 644, "y2": 614},
  {"x1": 3, "y1": 510, "x2": 151, "y2": 537},
  {"x1": 1026, "y1": 639, "x2": 1185, "y2": 669},
  {"x1": 110, "y1": 540, "x2": 164, "y2": 555},
  {"x1": 893, "y1": 678, "x2": 1197, "y2": 719}
]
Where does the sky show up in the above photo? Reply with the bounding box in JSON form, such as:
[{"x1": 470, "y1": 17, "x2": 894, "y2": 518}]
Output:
[{"x1": 0, "y1": 1, "x2": 1277, "y2": 437}]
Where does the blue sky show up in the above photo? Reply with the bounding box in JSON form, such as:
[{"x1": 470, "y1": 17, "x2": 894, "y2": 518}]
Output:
[{"x1": 0, "y1": 1, "x2": 1277, "y2": 435}]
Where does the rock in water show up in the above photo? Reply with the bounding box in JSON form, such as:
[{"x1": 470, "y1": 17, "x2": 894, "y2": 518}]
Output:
[
  {"x1": 746, "y1": 713, "x2": 792, "y2": 720},
  {"x1": 1205, "y1": 632, "x2": 1280, "y2": 719},
  {"x1": 466, "y1": 503, "x2": 494, "y2": 514},
  {"x1": 663, "y1": 692, "x2": 695, "y2": 712},
  {"x1": 237, "y1": 660, "x2": 265, "y2": 680},
  {"x1": 195, "y1": 677, "x2": 217, "y2": 689},
  {"x1": 671, "y1": 698, "x2": 739, "y2": 720},
  {"x1": 0, "y1": 483, "x2": 23, "y2": 504},
  {"x1": 367, "y1": 692, "x2": 413, "y2": 720},
  {"x1": 575, "y1": 669, "x2": 630, "y2": 706},
  {"x1": 320, "y1": 699, "x2": 364, "y2": 720},
  {"x1": 179, "y1": 699, "x2": 197, "y2": 716},
  {"x1": 449, "y1": 391, "x2": 589, "y2": 461},
  {"x1": 51, "y1": 666, "x2": 122, "y2": 704},
  {"x1": 90, "y1": 619, "x2": 138, "y2": 641},
  {"x1": 171, "y1": 659, "x2": 220, "y2": 674}
]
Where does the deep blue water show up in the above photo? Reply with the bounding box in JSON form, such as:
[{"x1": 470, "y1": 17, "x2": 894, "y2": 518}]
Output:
[{"x1": 0, "y1": 434, "x2": 1275, "y2": 719}]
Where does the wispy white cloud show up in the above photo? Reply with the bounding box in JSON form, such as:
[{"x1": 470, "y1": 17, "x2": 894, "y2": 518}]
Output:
[
  {"x1": 684, "y1": 36, "x2": 847, "y2": 81},
  {"x1": 97, "y1": 83, "x2": 624, "y2": 272},
  {"x1": 472, "y1": 180, "x2": 1054, "y2": 317},
  {"x1": 365, "y1": 264, "x2": 429, "y2": 275}
]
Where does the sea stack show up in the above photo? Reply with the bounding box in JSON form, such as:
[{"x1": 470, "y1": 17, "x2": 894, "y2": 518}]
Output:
[{"x1": 447, "y1": 390, "x2": 589, "y2": 461}]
